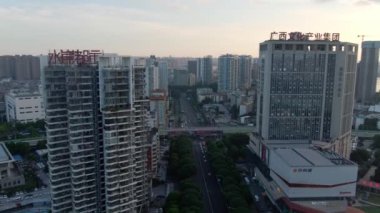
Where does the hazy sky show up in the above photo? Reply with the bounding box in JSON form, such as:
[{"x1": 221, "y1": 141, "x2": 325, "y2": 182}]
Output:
[{"x1": 0, "y1": 0, "x2": 379, "y2": 57}]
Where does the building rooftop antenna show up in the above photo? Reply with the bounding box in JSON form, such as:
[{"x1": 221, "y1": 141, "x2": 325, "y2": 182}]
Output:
[{"x1": 357, "y1": 35, "x2": 366, "y2": 42}]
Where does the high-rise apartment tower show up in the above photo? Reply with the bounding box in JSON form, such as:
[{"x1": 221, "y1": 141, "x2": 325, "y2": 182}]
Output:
[
  {"x1": 196, "y1": 56, "x2": 213, "y2": 85},
  {"x1": 218, "y1": 54, "x2": 239, "y2": 92},
  {"x1": 238, "y1": 55, "x2": 253, "y2": 90},
  {"x1": 43, "y1": 51, "x2": 152, "y2": 213},
  {"x1": 355, "y1": 41, "x2": 380, "y2": 104}
]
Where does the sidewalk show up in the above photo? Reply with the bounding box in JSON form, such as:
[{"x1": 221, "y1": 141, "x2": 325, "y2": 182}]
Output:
[{"x1": 363, "y1": 166, "x2": 377, "y2": 181}]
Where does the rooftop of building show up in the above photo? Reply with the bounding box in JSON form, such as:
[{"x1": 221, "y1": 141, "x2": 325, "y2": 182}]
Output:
[
  {"x1": 35, "y1": 149, "x2": 48, "y2": 156},
  {"x1": 12, "y1": 154, "x2": 23, "y2": 162},
  {"x1": 263, "y1": 39, "x2": 356, "y2": 44},
  {"x1": 273, "y1": 147, "x2": 355, "y2": 167},
  {"x1": 150, "y1": 95, "x2": 167, "y2": 101},
  {"x1": 362, "y1": 41, "x2": 380, "y2": 48},
  {"x1": 7, "y1": 89, "x2": 40, "y2": 98}
]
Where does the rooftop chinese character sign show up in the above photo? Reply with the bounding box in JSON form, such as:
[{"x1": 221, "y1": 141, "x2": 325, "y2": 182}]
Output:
[
  {"x1": 270, "y1": 32, "x2": 340, "y2": 41},
  {"x1": 48, "y1": 49, "x2": 102, "y2": 65}
]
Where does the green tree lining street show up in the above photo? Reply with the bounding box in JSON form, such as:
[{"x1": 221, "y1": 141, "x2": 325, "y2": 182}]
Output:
[
  {"x1": 0, "y1": 120, "x2": 45, "y2": 140},
  {"x1": 168, "y1": 136, "x2": 197, "y2": 180},
  {"x1": 166, "y1": 136, "x2": 203, "y2": 212},
  {"x1": 207, "y1": 134, "x2": 253, "y2": 213}
]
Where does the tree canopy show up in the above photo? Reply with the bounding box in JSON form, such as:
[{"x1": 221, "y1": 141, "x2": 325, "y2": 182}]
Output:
[
  {"x1": 350, "y1": 149, "x2": 370, "y2": 165},
  {"x1": 359, "y1": 118, "x2": 379, "y2": 130},
  {"x1": 168, "y1": 136, "x2": 197, "y2": 180},
  {"x1": 206, "y1": 136, "x2": 252, "y2": 212},
  {"x1": 372, "y1": 135, "x2": 380, "y2": 149}
]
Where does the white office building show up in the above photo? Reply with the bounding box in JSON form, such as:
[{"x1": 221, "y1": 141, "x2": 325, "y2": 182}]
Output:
[
  {"x1": 256, "y1": 36, "x2": 357, "y2": 158},
  {"x1": 5, "y1": 89, "x2": 44, "y2": 123}
]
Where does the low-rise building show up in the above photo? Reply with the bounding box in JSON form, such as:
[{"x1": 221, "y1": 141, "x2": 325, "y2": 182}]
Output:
[
  {"x1": 196, "y1": 88, "x2": 225, "y2": 103},
  {"x1": 172, "y1": 69, "x2": 190, "y2": 86},
  {"x1": 239, "y1": 101, "x2": 253, "y2": 116},
  {"x1": 150, "y1": 89, "x2": 169, "y2": 132},
  {"x1": 5, "y1": 89, "x2": 44, "y2": 123},
  {"x1": 353, "y1": 113, "x2": 380, "y2": 130},
  {"x1": 196, "y1": 88, "x2": 213, "y2": 103},
  {"x1": 189, "y1": 73, "x2": 196, "y2": 86},
  {"x1": 247, "y1": 134, "x2": 358, "y2": 213},
  {"x1": 0, "y1": 143, "x2": 25, "y2": 190}
]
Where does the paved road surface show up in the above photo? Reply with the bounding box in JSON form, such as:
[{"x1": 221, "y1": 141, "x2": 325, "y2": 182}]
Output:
[
  {"x1": 244, "y1": 150, "x2": 274, "y2": 212},
  {"x1": 0, "y1": 188, "x2": 50, "y2": 212},
  {"x1": 193, "y1": 139, "x2": 228, "y2": 213},
  {"x1": 180, "y1": 94, "x2": 227, "y2": 213}
]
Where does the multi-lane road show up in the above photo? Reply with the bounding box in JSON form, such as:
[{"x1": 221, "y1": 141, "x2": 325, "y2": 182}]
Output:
[
  {"x1": 179, "y1": 94, "x2": 228, "y2": 213},
  {"x1": 179, "y1": 93, "x2": 275, "y2": 213}
]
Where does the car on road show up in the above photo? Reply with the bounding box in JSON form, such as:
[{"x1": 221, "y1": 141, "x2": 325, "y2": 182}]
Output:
[
  {"x1": 254, "y1": 195, "x2": 260, "y2": 202},
  {"x1": 11, "y1": 196, "x2": 21, "y2": 201},
  {"x1": 24, "y1": 194, "x2": 33, "y2": 199}
]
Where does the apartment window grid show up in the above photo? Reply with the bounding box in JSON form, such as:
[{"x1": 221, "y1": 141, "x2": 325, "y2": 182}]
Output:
[
  {"x1": 268, "y1": 52, "x2": 327, "y2": 140},
  {"x1": 322, "y1": 54, "x2": 336, "y2": 139}
]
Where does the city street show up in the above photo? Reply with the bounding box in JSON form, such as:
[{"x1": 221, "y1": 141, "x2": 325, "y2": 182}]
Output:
[
  {"x1": 179, "y1": 94, "x2": 228, "y2": 213},
  {"x1": 179, "y1": 92, "x2": 274, "y2": 213},
  {"x1": 179, "y1": 94, "x2": 199, "y2": 127},
  {"x1": 0, "y1": 188, "x2": 50, "y2": 212},
  {"x1": 244, "y1": 150, "x2": 274, "y2": 212}
]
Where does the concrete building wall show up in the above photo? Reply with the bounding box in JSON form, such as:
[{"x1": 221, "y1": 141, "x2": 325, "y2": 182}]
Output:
[
  {"x1": 44, "y1": 55, "x2": 152, "y2": 213},
  {"x1": 99, "y1": 56, "x2": 151, "y2": 212},
  {"x1": 172, "y1": 69, "x2": 189, "y2": 86},
  {"x1": 158, "y1": 61, "x2": 169, "y2": 92},
  {"x1": 268, "y1": 148, "x2": 357, "y2": 198},
  {"x1": 355, "y1": 41, "x2": 380, "y2": 104},
  {"x1": 218, "y1": 54, "x2": 239, "y2": 92},
  {"x1": 5, "y1": 90, "x2": 44, "y2": 123},
  {"x1": 238, "y1": 55, "x2": 253, "y2": 90},
  {"x1": 187, "y1": 60, "x2": 197, "y2": 74},
  {"x1": 150, "y1": 90, "x2": 169, "y2": 131},
  {"x1": 0, "y1": 55, "x2": 40, "y2": 80},
  {"x1": 196, "y1": 56, "x2": 213, "y2": 85},
  {"x1": 257, "y1": 40, "x2": 358, "y2": 158}
]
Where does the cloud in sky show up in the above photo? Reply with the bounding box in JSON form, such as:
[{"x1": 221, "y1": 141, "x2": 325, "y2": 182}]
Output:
[{"x1": 0, "y1": 0, "x2": 379, "y2": 57}]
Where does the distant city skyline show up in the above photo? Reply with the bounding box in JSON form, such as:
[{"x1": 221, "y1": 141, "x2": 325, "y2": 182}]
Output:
[{"x1": 0, "y1": 0, "x2": 380, "y2": 57}]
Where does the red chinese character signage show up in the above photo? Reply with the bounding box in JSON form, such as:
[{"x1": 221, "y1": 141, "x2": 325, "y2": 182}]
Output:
[
  {"x1": 48, "y1": 49, "x2": 102, "y2": 65},
  {"x1": 270, "y1": 32, "x2": 340, "y2": 42}
]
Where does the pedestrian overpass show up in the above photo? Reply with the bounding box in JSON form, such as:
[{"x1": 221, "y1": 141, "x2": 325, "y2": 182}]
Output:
[
  {"x1": 160, "y1": 127, "x2": 375, "y2": 138},
  {"x1": 159, "y1": 126, "x2": 254, "y2": 136}
]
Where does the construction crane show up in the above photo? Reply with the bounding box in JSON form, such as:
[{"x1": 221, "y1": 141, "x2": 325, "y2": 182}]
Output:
[{"x1": 357, "y1": 35, "x2": 366, "y2": 42}]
